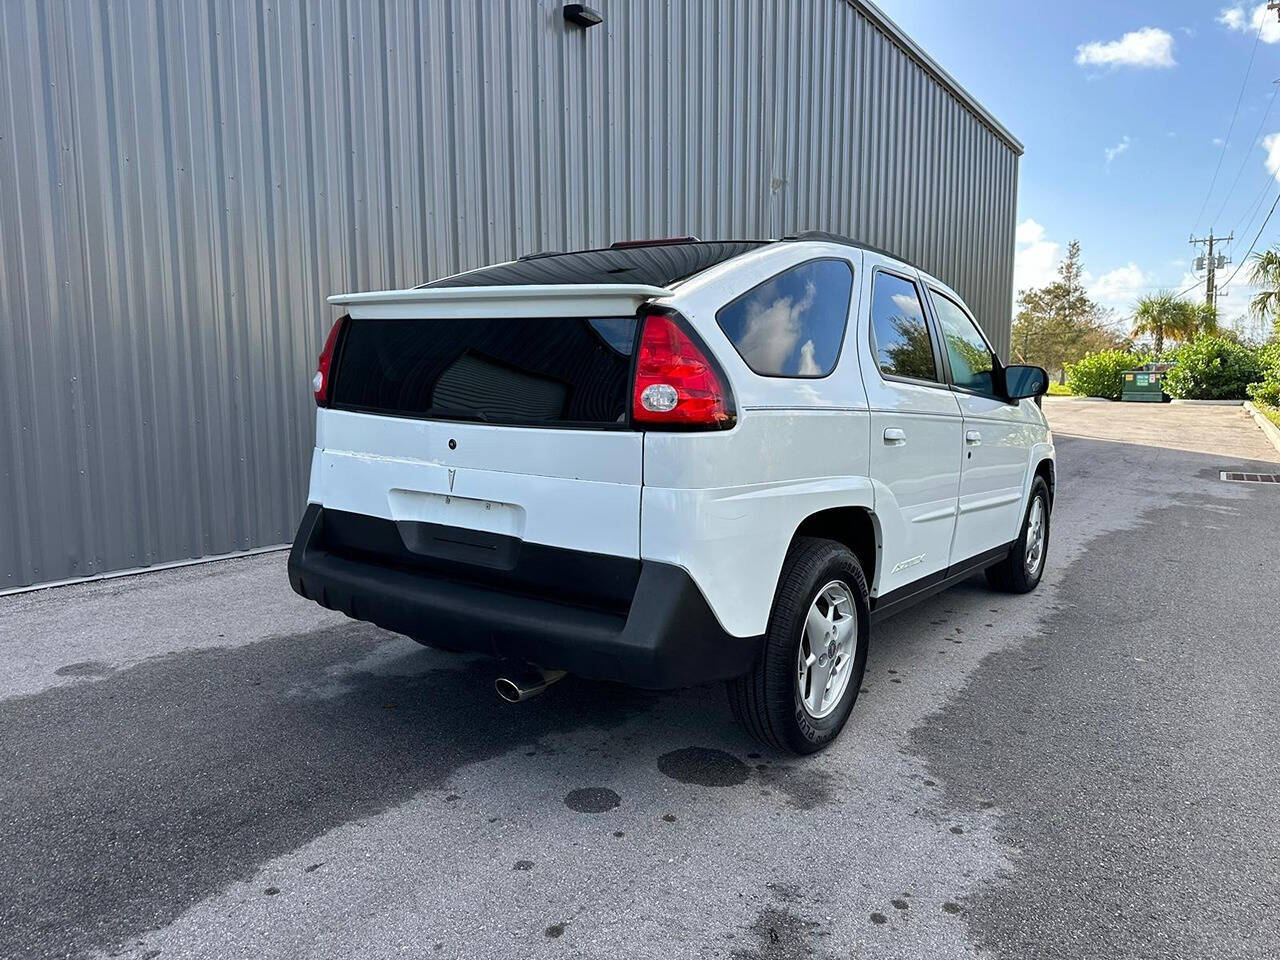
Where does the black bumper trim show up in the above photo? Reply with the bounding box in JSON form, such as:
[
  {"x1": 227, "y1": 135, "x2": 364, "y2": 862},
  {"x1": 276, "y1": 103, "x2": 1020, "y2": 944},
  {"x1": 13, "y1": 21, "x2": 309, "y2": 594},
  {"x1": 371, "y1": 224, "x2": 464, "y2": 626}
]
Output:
[{"x1": 287, "y1": 504, "x2": 762, "y2": 689}]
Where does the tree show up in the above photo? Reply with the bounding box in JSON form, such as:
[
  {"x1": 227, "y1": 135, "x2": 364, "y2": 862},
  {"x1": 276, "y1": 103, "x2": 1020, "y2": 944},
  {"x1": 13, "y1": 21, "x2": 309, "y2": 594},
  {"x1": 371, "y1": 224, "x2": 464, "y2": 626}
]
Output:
[
  {"x1": 1011, "y1": 240, "x2": 1120, "y2": 381},
  {"x1": 1130, "y1": 292, "x2": 1203, "y2": 354},
  {"x1": 1196, "y1": 301, "x2": 1219, "y2": 337},
  {"x1": 1247, "y1": 247, "x2": 1280, "y2": 339},
  {"x1": 884, "y1": 316, "x2": 937, "y2": 380}
]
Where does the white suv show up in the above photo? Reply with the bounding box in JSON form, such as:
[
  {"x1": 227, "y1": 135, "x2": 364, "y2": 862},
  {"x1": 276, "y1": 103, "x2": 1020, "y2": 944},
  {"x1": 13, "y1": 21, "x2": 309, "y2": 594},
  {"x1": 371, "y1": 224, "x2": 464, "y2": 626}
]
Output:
[{"x1": 289, "y1": 235, "x2": 1054, "y2": 754}]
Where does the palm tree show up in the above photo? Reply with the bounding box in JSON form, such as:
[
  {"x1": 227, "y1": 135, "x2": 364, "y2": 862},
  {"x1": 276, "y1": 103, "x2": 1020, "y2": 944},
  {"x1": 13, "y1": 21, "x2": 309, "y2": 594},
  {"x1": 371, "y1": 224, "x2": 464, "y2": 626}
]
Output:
[
  {"x1": 1248, "y1": 248, "x2": 1280, "y2": 336},
  {"x1": 1131, "y1": 292, "x2": 1201, "y2": 354}
]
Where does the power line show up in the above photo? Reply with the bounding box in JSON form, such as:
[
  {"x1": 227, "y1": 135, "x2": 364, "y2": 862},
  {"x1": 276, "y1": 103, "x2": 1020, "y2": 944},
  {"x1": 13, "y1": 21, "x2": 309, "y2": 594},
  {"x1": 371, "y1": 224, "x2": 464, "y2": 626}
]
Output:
[
  {"x1": 1220, "y1": 189, "x2": 1280, "y2": 293},
  {"x1": 1228, "y1": 165, "x2": 1278, "y2": 240},
  {"x1": 1192, "y1": 11, "x2": 1266, "y2": 233},
  {"x1": 1173, "y1": 275, "x2": 1208, "y2": 300},
  {"x1": 1212, "y1": 79, "x2": 1280, "y2": 228}
]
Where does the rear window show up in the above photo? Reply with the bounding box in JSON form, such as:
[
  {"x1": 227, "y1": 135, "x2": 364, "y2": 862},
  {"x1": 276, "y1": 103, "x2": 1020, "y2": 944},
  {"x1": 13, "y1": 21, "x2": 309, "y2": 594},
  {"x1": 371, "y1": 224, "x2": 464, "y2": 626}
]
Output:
[
  {"x1": 331, "y1": 316, "x2": 637, "y2": 427},
  {"x1": 716, "y1": 258, "x2": 853, "y2": 377}
]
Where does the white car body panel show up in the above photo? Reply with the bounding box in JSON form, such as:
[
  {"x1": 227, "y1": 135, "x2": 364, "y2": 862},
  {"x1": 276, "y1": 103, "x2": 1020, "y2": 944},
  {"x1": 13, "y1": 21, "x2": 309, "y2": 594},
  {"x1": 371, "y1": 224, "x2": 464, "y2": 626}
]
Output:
[
  {"x1": 311, "y1": 409, "x2": 643, "y2": 558},
  {"x1": 950, "y1": 393, "x2": 1043, "y2": 559},
  {"x1": 640, "y1": 410, "x2": 873, "y2": 638}
]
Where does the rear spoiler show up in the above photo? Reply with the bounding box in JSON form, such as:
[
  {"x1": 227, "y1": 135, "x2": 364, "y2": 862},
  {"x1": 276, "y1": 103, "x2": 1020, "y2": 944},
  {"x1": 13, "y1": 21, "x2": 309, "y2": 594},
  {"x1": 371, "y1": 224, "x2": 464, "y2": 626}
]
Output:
[{"x1": 327, "y1": 284, "x2": 673, "y2": 319}]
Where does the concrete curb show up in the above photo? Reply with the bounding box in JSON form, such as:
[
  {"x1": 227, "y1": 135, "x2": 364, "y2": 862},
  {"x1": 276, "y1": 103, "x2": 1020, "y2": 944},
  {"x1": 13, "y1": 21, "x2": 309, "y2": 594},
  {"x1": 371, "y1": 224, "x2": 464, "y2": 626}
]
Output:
[
  {"x1": 1169, "y1": 398, "x2": 1244, "y2": 406},
  {"x1": 1244, "y1": 401, "x2": 1280, "y2": 457},
  {"x1": 1042, "y1": 395, "x2": 1112, "y2": 403}
]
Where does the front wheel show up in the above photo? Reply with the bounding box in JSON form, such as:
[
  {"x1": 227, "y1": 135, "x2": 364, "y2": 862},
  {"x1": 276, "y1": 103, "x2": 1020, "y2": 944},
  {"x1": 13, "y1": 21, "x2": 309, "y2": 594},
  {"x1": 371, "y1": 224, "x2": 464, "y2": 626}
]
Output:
[
  {"x1": 985, "y1": 476, "x2": 1050, "y2": 593},
  {"x1": 728, "y1": 537, "x2": 870, "y2": 755}
]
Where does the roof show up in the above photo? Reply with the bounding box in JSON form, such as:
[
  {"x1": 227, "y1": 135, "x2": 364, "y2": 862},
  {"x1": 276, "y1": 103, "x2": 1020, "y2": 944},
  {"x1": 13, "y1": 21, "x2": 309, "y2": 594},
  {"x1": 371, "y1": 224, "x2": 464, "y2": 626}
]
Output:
[
  {"x1": 784, "y1": 230, "x2": 926, "y2": 274},
  {"x1": 400, "y1": 234, "x2": 933, "y2": 295},
  {"x1": 418, "y1": 241, "x2": 768, "y2": 290}
]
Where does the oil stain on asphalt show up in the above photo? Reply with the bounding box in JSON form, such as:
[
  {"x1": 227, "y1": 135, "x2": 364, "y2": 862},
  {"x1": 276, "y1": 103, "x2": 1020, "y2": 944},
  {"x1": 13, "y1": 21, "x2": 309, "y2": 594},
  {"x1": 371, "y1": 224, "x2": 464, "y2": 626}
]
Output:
[
  {"x1": 563, "y1": 787, "x2": 621, "y2": 813},
  {"x1": 732, "y1": 884, "x2": 831, "y2": 960},
  {"x1": 657, "y1": 746, "x2": 749, "y2": 786},
  {"x1": 655, "y1": 746, "x2": 835, "y2": 810}
]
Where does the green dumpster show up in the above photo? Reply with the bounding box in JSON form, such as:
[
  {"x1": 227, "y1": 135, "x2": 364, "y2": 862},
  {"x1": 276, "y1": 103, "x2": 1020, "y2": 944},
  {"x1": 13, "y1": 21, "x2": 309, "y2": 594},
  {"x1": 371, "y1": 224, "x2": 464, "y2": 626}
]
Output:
[{"x1": 1121, "y1": 367, "x2": 1165, "y2": 402}]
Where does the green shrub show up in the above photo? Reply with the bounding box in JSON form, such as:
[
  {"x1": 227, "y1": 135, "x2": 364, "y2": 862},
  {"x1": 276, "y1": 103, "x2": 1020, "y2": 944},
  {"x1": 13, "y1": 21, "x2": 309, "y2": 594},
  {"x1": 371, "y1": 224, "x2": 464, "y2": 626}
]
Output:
[
  {"x1": 1065, "y1": 350, "x2": 1149, "y2": 400},
  {"x1": 1162, "y1": 336, "x2": 1263, "y2": 400},
  {"x1": 1247, "y1": 342, "x2": 1280, "y2": 408}
]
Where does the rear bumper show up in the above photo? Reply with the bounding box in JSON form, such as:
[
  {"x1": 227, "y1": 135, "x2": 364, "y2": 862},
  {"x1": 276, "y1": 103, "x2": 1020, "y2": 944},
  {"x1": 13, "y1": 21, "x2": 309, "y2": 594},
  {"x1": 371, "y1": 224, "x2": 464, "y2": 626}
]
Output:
[{"x1": 287, "y1": 504, "x2": 761, "y2": 689}]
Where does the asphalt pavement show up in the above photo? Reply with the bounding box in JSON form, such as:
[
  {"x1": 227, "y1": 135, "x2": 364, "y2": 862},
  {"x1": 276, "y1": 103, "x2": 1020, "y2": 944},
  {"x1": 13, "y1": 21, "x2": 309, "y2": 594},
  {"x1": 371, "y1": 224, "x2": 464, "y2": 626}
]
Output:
[{"x1": 1, "y1": 399, "x2": 1277, "y2": 960}]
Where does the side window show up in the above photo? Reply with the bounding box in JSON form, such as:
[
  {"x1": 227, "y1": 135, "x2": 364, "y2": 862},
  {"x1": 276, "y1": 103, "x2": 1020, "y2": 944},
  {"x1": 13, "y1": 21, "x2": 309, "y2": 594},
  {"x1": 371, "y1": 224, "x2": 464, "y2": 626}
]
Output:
[
  {"x1": 869, "y1": 272, "x2": 940, "y2": 382},
  {"x1": 717, "y1": 258, "x2": 853, "y2": 377},
  {"x1": 930, "y1": 291, "x2": 995, "y2": 394}
]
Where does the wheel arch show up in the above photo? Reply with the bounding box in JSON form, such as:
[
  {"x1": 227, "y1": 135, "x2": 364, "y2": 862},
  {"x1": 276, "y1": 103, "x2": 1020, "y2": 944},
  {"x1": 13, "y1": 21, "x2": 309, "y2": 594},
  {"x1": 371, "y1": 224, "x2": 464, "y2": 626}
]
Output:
[
  {"x1": 790, "y1": 506, "x2": 881, "y2": 594},
  {"x1": 1033, "y1": 457, "x2": 1056, "y2": 504}
]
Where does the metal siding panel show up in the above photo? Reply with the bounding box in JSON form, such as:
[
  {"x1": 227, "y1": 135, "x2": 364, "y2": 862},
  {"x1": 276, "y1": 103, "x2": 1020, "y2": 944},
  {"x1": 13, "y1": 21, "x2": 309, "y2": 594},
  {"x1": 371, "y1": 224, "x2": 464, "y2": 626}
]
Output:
[{"x1": 0, "y1": 0, "x2": 1019, "y2": 588}]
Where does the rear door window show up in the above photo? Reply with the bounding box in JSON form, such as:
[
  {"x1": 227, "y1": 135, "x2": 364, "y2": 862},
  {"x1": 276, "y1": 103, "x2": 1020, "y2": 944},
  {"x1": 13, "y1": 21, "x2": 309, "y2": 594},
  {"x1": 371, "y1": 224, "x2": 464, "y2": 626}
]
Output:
[
  {"x1": 869, "y1": 272, "x2": 941, "y2": 383},
  {"x1": 929, "y1": 291, "x2": 996, "y2": 394},
  {"x1": 716, "y1": 258, "x2": 853, "y2": 377},
  {"x1": 332, "y1": 315, "x2": 636, "y2": 426}
]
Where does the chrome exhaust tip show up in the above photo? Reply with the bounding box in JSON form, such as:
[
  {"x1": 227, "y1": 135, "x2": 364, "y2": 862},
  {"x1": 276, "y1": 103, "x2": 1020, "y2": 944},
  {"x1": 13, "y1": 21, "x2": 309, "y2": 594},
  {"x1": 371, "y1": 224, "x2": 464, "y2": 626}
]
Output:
[{"x1": 495, "y1": 667, "x2": 566, "y2": 703}]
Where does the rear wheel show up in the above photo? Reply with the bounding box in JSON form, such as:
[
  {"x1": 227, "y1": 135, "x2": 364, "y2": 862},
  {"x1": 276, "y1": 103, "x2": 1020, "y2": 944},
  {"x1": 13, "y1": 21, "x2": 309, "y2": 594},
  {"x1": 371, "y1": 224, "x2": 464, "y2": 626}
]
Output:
[
  {"x1": 728, "y1": 537, "x2": 870, "y2": 754},
  {"x1": 985, "y1": 476, "x2": 1050, "y2": 593}
]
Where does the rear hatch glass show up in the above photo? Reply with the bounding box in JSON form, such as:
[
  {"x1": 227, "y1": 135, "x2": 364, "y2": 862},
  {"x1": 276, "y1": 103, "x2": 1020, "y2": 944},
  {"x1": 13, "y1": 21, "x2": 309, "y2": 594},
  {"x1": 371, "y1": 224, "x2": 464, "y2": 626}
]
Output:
[{"x1": 332, "y1": 316, "x2": 637, "y2": 427}]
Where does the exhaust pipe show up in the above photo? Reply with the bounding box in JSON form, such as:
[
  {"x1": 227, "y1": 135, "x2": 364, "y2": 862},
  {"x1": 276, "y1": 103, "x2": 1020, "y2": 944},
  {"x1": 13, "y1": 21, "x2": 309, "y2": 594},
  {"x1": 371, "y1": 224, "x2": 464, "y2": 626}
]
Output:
[{"x1": 495, "y1": 666, "x2": 566, "y2": 703}]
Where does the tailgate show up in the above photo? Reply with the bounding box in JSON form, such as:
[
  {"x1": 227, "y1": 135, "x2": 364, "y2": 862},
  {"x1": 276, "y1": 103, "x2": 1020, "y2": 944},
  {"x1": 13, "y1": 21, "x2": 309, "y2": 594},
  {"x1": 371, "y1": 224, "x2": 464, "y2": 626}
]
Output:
[
  {"x1": 308, "y1": 290, "x2": 656, "y2": 560},
  {"x1": 310, "y1": 411, "x2": 642, "y2": 557}
]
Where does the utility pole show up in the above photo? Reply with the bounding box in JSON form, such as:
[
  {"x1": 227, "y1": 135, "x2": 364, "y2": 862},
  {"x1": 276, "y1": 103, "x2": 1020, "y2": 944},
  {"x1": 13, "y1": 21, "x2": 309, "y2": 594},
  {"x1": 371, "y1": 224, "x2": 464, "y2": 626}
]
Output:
[{"x1": 1190, "y1": 232, "x2": 1232, "y2": 311}]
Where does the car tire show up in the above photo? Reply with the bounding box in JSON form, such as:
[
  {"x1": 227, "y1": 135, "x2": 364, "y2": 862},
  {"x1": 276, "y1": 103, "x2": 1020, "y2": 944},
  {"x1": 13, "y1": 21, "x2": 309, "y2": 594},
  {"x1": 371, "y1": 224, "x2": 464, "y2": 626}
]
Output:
[
  {"x1": 985, "y1": 475, "x2": 1051, "y2": 594},
  {"x1": 727, "y1": 537, "x2": 870, "y2": 755}
]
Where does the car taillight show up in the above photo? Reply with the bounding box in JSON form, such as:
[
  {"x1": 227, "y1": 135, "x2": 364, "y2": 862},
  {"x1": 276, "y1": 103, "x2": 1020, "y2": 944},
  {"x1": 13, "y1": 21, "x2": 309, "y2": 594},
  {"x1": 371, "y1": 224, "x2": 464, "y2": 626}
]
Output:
[
  {"x1": 632, "y1": 309, "x2": 735, "y2": 429},
  {"x1": 313, "y1": 316, "x2": 345, "y2": 407}
]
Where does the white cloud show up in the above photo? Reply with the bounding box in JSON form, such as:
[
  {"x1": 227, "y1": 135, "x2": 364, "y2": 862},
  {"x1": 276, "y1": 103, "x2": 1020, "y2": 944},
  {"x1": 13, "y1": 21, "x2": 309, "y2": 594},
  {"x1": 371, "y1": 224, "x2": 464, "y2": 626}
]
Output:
[
  {"x1": 797, "y1": 340, "x2": 820, "y2": 376},
  {"x1": 1219, "y1": 6, "x2": 1246, "y2": 30},
  {"x1": 1219, "y1": 4, "x2": 1280, "y2": 43},
  {"x1": 1089, "y1": 263, "x2": 1151, "y2": 313},
  {"x1": 1016, "y1": 219, "x2": 1045, "y2": 245},
  {"x1": 1075, "y1": 27, "x2": 1176, "y2": 69},
  {"x1": 890, "y1": 292, "x2": 924, "y2": 318},
  {"x1": 1014, "y1": 218, "x2": 1061, "y2": 293},
  {"x1": 1212, "y1": 136, "x2": 1226, "y2": 146},
  {"x1": 736, "y1": 280, "x2": 817, "y2": 373},
  {"x1": 1263, "y1": 131, "x2": 1280, "y2": 181},
  {"x1": 1105, "y1": 136, "x2": 1131, "y2": 168}
]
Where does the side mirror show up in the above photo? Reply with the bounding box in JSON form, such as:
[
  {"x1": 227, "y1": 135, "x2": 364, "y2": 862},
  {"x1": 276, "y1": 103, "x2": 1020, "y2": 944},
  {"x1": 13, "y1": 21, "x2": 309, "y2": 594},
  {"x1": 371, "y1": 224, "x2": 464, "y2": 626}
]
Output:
[{"x1": 1004, "y1": 364, "x2": 1049, "y2": 401}]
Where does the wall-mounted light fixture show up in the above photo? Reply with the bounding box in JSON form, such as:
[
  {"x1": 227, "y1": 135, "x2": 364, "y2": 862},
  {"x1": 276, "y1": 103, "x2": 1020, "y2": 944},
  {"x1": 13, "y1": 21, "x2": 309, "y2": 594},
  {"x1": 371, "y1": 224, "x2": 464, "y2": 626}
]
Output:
[{"x1": 563, "y1": 4, "x2": 603, "y2": 28}]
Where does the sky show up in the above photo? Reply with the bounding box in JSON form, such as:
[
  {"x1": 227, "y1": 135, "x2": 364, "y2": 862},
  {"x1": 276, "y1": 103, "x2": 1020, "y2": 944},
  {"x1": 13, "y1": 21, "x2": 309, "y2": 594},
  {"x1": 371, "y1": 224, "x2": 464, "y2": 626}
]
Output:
[{"x1": 876, "y1": 0, "x2": 1280, "y2": 338}]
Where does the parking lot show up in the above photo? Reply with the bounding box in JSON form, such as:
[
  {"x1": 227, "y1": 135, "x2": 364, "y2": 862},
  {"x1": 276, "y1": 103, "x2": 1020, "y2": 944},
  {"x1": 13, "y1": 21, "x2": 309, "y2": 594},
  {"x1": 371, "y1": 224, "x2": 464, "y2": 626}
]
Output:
[{"x1": 2, "y1": 398, "x2": 1278, "y2": 960}]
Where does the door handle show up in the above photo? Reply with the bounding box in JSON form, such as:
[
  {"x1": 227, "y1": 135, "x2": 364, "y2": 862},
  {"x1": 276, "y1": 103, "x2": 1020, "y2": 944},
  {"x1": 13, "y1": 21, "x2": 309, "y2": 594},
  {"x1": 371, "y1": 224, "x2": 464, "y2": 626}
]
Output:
[
  {"x1": 883, "y1": 427, "x2": 907, "y2": 445},
  {"x1": 965, "y1": 430, "x2": 982, "y2": 445}
]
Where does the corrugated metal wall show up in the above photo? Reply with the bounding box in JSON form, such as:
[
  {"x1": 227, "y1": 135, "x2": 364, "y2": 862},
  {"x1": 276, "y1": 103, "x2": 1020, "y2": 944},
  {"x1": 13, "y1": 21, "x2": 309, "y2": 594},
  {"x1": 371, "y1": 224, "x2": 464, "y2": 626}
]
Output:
[{"x1": 0, "y1": 0, "x2": 1021, "y2": 590}]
